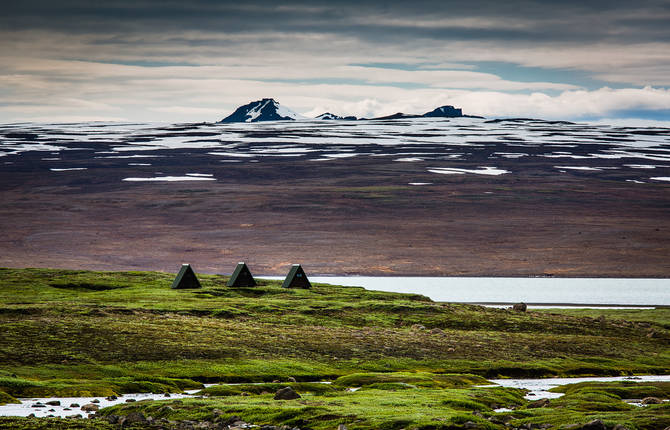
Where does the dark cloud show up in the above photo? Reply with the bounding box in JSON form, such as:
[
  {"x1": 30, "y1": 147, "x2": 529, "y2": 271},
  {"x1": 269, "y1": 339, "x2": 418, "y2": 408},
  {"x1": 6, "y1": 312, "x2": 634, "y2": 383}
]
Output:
[{"x1": 2, "y1": 0, "x2": 669, "y2": 45}]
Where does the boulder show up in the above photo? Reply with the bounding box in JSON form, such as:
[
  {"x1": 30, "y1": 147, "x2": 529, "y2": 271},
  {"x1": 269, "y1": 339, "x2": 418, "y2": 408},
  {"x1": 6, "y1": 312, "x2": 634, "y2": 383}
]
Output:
[
  {"x1": 105, "y1": 415, "x2": 120, "y2": 424},
  {"x1": 274, "y1": 386, "x2": 301, "y2": 400},
  {"x1": 45, "y1": 400, "x2": 60, "y2": 406},
  {"x1": 527, "y1": 398, "x2": 550, "y2": 408},
  {"x1": 513, "y1": 302, "x2": 527, "y2": 312},
  {"x1": 70, "y1": 403, "x2": 80, "y2": 408},
  {"x1": 123, "y1": 412, "x2": 147, "y2": 425},
  {"x1": 580, "y1": 419, "x2": 606, "y2": 430},
  {"x1": 641, "y1": 396, "x2": 662, "y2": 404},
  {"x1": 81, "y1": 403, "x2": 99, "y2": 412},
  {"x1": 288, "y1": 376, "x2": 297, "y2": 382},
  {"x1": 31, "y1": 403, "x2": 45, "y2": 408},
  {"x1": 91, "y1": 399, "x2": 100, "y2": 403}
]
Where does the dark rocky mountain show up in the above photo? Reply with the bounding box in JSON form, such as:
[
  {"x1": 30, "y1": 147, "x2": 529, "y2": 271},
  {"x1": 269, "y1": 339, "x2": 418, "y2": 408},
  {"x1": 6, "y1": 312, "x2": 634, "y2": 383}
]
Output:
[
  {"x1": 423, "y1": 105, "x2": 484, "y2": 119},
  {"x1": 422, "y1": 105, "x2": 463, "y2": 117},
  {"x1": 369, "y1": 113, "x2": 421, "y2": 120},
  {"x1": 220, "y1": 99, "x2": 478, "y2": 123},
  {"x1": 220, "y1": 98, "x2": 303, "y2": 123},
  {"x1": 369, "y1": 105, "x2": 476, "y2": 120},
  {"x1": 315, "y1": 112, "x2": 357, "y2": 120}
]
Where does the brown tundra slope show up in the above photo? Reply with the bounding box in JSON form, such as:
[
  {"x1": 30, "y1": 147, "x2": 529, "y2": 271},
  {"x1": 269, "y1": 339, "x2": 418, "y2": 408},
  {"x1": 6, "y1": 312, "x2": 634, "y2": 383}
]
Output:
[{"x1": 0, "y1": 118, "x2": 669, "y2": 277}]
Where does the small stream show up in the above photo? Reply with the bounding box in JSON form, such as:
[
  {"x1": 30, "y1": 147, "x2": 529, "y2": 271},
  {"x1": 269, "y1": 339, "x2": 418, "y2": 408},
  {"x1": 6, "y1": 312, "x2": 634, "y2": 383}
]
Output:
[{"x1": 1, "y1": 375, "x2": 668, "y2": 418}]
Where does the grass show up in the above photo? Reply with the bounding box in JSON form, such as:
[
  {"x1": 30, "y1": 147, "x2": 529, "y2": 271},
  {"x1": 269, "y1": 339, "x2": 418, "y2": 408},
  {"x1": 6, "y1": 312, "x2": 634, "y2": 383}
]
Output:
[{"x1": 0, "y1": 267, "x2": 668, "y2": 428}]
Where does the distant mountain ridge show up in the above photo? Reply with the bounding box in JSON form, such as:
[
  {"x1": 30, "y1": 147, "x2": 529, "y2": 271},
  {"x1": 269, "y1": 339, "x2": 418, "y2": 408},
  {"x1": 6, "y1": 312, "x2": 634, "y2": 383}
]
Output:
[
  {"x1": 315, "y1": 112, "x2": 357, "y2": 121},
  {"x1": 219, "y1": 98, "x2": 480, "y2": 123}
]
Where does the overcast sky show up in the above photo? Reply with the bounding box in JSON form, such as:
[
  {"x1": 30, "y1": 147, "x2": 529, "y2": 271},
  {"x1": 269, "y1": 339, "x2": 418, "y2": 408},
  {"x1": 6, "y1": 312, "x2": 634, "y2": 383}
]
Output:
[{"x1": 2, "y1": 0, "x2": 670, "y2": 123}]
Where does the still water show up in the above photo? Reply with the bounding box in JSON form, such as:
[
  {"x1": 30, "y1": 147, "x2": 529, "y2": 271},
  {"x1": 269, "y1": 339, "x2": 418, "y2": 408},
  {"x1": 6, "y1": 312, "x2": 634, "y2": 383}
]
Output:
[{"x1": 280, "y1": 277, "x2": 670, "y2": 307}]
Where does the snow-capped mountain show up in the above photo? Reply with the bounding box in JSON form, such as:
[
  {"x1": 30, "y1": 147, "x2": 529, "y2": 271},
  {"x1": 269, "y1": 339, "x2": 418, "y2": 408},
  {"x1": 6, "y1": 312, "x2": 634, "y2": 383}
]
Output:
[
  {"x1": 220, "y1": 98, "x2": 304, "y2": 123},
  {"x1": 315, "y1": 112, "x2": 357, "y2": 121},
  {"x1": 220, "y1": 99, "x2": 475, "y2": 123}
]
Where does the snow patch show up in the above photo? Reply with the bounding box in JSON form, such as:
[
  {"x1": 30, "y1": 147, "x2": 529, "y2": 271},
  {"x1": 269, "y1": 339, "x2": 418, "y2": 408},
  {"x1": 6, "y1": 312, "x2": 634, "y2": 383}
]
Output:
[
  {"x1": 554, "y1": 166, "x2": 602, "y2": 171},
  {"x1": 428, "y1": 166, "x2": 509, "y2": 176},
  {"x1": 122, "y1": 176, "x2": 216, "y2": 182}
]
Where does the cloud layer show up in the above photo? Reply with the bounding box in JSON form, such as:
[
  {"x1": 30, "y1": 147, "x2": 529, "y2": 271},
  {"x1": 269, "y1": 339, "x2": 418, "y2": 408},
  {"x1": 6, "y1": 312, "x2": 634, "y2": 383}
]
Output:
[{"x1": 1, "y1": 1, "x2": 669, "y2": 122}]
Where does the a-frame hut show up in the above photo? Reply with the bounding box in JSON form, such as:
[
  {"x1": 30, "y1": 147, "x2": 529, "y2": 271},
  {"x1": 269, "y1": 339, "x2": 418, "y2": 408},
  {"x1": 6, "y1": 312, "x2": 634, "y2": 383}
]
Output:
[
  {"x1": 226, "y1": 262, "x2": 256, "y2": 287},
  {"x1": 171, "y1": 264, "x2": 202, "y2": 289},
  {"x1": 282, "y1": 264, "x2": 311, "y2": 289}
]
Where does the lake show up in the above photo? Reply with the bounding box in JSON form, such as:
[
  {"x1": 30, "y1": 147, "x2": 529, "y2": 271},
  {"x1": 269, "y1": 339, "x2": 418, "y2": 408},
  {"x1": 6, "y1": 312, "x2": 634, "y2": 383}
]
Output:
[{"x1": 269, "y1": 277, "x2": 670, "y2": 307}]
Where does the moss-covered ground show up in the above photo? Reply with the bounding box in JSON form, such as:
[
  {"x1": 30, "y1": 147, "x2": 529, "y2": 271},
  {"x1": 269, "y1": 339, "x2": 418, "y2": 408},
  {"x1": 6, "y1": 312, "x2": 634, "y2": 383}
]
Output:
[{"x1": 0, "y1": 268, "x2": 668, "y2": 429}]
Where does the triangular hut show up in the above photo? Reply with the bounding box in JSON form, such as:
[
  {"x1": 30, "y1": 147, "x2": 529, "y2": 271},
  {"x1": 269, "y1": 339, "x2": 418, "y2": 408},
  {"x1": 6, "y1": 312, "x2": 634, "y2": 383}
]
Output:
[
  {"x1": 226, "y1": 262, "x2": 256, "y2": 287},
  {"x1": 282, "y1": 264, "x2": 311, "y2": 289},
  {"x1": 171, "y1": 264, "x2": 202, "y2": 289}
]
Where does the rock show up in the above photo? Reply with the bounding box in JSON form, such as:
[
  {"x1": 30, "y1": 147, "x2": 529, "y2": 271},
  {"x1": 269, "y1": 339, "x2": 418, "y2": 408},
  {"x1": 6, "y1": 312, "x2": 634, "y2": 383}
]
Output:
[
  {"x1": 288, "y1": 376, "x2": 297, "y2": 382},
  {"x1": 463, "y1": 421, "x2": 478, "y2": 429},
  {"x1": 48, "y1": 409, "x2": 55, "y2": 412},
  {"x1": 612, "y1": 425, "x2": 630, "y2": 430},
  {"x1": 411, "y1": 324, "x2": 426, "y2": 330},
  {"x1": 580, "y1": 419, "x2": 606, "y2": 430},
  {"x1": 91, "y1": 399, "x2": 100, "y2": 403},
  {"x1": 641, "y1": 396, "x2": 663, "y2": 404},
  {"x1": 67, "y1": 414, "x2": 83, "y2": 419},
  {"x1": 211, "y1": 408, "x2": 223, "y2": 417},
  {"x1": 157, "y1": 405, "x2": 174, "y2": 415},
  {"x1": 513, "y1": 302, "x2": 527, "y2": 312},
  {"x1": 274, "y1": 386, "x2": 301, "y2": 400},
  {"x1": 164, "y1": 392, "x2": 171, "y2": 397},
  {"x1": 81, "y1": 403, "x2": 99, "y2": 412},
  {"x1": 241, "y1": 391, "x2": 250, "y2": 396},
  {"x1": 124, "y1": 412, "x2": 147, "y2": 425},
  {"x1": 105, "y1": 395, "x2": 117, "y2": 401},
  {"x1": 338, "y1": 425, "x2": 348, "y2": 430},
  {"x1": 222, "y1": 416, "x2": 243, "y2": 426},
  {"x1": 430, "y1": 328, "x2": 445, "y2": 335},
  {"x1": 273, "y1": 380, "x2": 280, "y2": 383},
  {"x1": 31, "y1": 403, "x2": 45, "y2": 408},
  {"x1": 45, "y1": 400, "x2": 60, "y2": 406},
  {"x1": 527, "y1": 398, "x2": 550, "y2": 408},
  {"x1": 63, "y1": 408, "x2": 71, "y2": 411},
  {"x1": 105, "y1": 415, "x2": 120, "y2": 424},
  {"x1": 125, "y1": 398, "x2": 136, "y2": 402}
]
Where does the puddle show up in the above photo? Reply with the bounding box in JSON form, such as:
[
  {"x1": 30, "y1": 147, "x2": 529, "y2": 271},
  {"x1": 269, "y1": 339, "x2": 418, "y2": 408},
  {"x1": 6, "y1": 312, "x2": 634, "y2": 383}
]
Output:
[{"x1": 489, "y1": 375, "x2": 670, "y2": 400}]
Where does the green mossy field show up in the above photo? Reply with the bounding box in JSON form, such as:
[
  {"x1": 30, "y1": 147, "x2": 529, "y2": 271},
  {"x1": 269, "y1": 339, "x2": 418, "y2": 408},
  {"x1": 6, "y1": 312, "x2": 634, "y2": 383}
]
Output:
[{"x1": 0, "y1": 268, "x2": 668, "y2": 429}]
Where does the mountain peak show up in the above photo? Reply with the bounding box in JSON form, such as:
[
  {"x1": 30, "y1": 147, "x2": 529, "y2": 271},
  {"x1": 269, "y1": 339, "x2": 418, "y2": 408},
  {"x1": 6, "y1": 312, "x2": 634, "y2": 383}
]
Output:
[
  {"x1": 422, "y1": 105, "x2": 463, "y2": 118},
  {"x1": 315, "y1": 112, "x2": 357, "y2": 121},
  {"x1": 220, "y1": 98, "x2": 303, "y2": 123}
]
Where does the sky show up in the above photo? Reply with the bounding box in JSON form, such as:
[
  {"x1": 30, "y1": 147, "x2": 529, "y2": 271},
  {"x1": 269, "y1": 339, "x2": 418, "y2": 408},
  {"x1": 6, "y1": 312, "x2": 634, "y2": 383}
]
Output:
[{"x1": 1, "y1": 0, "x2": 670, "y2": 124}]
